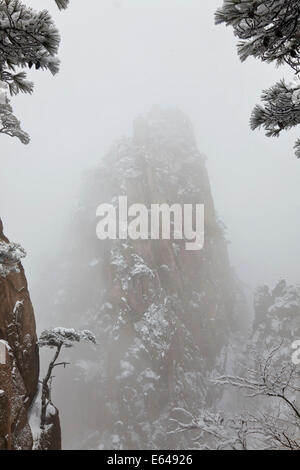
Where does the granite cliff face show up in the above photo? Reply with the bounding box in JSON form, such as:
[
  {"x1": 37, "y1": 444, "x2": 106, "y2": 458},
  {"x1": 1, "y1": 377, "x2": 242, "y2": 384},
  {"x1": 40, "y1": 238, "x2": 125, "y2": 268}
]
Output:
[
  {"x1": 0, "y1": 220, "x2": 61, "y2": 450},
  {"x1": 41, "y1": 108, "x2": 246, "y2": 449}
]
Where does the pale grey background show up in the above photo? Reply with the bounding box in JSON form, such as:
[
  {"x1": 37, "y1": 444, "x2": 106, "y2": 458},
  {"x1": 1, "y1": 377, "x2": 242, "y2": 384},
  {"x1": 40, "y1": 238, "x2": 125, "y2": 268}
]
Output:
[{"x1": 1, "y1": 0, "x2": 300, "y2": 316}]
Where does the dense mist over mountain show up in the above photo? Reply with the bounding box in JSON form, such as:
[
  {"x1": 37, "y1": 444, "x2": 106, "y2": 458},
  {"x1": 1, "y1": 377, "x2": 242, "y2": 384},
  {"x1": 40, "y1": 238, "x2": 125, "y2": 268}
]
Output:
[{"x1": 35, "y1": 108, "x2": 248, "y2": 449}]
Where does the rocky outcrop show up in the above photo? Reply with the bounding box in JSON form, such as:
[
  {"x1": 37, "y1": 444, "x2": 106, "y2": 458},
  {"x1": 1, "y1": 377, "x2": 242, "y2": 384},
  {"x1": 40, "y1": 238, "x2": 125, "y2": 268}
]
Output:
[
  {"x1": 0, "y1": 219, "x2": 61, "y2": 450},
  {"x1": 253, "y1": 280, "x2": 300, "y2": 361},
  {"x1": 40, "y1": 108, "x2": 247, "y2": 449},
  {"x1": 0, "y1": 219, "x2": 39, "y2": 450}
]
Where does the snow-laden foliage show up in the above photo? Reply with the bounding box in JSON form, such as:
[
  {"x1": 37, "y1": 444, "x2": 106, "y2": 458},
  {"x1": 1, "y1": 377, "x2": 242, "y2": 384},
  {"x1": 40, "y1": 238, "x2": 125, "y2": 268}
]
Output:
[
  {"x1": 135, "y1": 302, "x2": 170, "y2": 360},
  {"x1": 0, "y1": 0, "x2": 69, "y2": 143},
  {"x1": 0, "y1": 239, "x2": 26, "y2": 277},
  {"x1": 171, "y1": 349, "x2": 300, "y2": 450},
  {"x1": 178, "y1": 280, "x2": 300, "y2": 450},
  {"x1": 253, "y1": 279, "x2": 300, "y2": 352},
  {"x1": 38, "y1": 325, "x2": 96, "y2": 431},
  {"x1": 169, "y1": 407, "x2": 260, "y2": 450},
  {"x1": 55, "y1": 0, "x2": 70, "y2": 10},
  {"x1": 212, "y1": 347, "x2": 300, "y2": 449},
  {"x1": 40, "y1": 108, "x2": 246, "y2": 449},
  {"x1": 216, "y1": 1, "x2": 300, "y2": 69},
  {"x1": 251, "y1": 77, "x2": 300, "y2": 157},
  {"x1": 39, "y1": 327, "x2": 96, "y2": 349},
  {"x1": 216, "y1": 1, "x2": 300, "y2": 157},
  {"x1": 172, "y1": 347, "x2": 300, "y2": 449}
]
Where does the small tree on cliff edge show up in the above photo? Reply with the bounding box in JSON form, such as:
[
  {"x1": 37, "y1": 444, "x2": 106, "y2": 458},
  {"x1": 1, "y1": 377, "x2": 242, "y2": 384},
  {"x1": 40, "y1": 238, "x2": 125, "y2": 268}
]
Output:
[
  {"x1": 216, "y1": 1, "x2": 300, "y2": 157},
  {"x1": 0, "y1": 0, "x2": 70, "y2": 144},
  {"x1": 38, "y1": 327, "x2": 96, "y2": 430},
  {"x1": 0, "y1": 239, "x2": 25, "y2": 277}
]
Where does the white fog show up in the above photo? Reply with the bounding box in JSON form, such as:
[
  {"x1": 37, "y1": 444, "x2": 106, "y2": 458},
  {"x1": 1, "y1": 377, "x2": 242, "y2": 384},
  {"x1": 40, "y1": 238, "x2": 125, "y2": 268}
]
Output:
[{"x1": 1, "y1": 0, "x2": 300, "y2": 453}]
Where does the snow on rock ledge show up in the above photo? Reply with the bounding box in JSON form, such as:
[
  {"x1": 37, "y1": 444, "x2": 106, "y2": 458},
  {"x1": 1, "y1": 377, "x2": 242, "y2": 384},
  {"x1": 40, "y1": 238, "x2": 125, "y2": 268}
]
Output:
[{"x1": 0, "y1": 219, "x2": 61, "y2": 450}]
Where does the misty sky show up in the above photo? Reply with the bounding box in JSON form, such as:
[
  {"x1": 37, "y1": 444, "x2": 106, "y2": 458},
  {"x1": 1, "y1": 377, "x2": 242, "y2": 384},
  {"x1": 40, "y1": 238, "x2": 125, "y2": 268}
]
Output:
[{"x1": 1, "y1": 0, "x2": 300, "y2": 308}]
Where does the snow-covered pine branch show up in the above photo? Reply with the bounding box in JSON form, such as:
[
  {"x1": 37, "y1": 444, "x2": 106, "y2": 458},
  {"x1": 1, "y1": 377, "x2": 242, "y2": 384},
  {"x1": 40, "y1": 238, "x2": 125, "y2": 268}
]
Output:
[
  {"x1": 0, "y1": 81, "x2": 29, "y2": 143},
  {"x1": 0, "y1": 239, "x2": 26, "y2": 277},
  {"x1": 39, "y1": 327, "x2": 97, "y2": 349},
  {"x1": 170, "y1": 343, "x2": 300, "y2": 449},
  {"x1": 216, "y1": 1, "x2": 300, "y2": 157},
  {"x1": 216, "y1": 1, "x2": 300, "y2": 70},
  {"x1": 0, "y1": 0, "x2": 69, "y2": 144}
]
